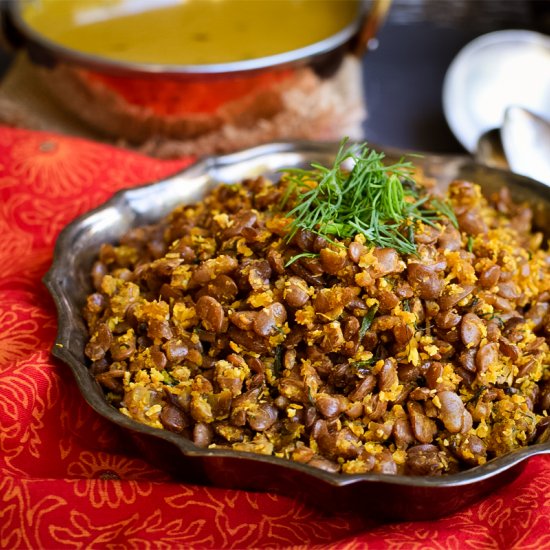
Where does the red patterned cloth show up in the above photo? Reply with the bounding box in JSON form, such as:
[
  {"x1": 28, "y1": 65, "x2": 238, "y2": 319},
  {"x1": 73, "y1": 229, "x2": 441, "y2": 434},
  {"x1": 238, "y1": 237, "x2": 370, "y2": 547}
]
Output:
[{"x1": 1, "y1": 126, "x2": 549, "y2": 549}]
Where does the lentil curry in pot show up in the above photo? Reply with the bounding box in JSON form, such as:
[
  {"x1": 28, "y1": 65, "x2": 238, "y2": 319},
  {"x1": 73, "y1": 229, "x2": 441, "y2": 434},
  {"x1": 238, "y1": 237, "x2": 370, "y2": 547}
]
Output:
[{"x1": 84, "y1": 142, "x2": 550, "y2": 476}]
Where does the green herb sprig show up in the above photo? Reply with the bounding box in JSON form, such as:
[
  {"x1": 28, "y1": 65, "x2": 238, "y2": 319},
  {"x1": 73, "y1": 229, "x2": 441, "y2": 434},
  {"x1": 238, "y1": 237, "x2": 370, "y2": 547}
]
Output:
[{"x1": 280, "y1": 139, "x2": 457, "y2": 255}]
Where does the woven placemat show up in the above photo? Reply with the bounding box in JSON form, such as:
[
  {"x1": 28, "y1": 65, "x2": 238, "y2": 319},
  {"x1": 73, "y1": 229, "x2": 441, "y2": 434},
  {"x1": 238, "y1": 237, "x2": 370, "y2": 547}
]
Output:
[{"x1": 0, "y1": 53, "x2": 366, "y2": 158}]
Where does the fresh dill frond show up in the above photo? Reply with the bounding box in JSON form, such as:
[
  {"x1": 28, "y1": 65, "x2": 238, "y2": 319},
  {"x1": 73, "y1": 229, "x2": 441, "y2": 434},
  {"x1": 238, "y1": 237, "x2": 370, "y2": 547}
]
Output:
[
  {"x1": 358, "y1": 303, "x2": 379, "y2": 341},
  {"x1": 279, "y1": 139, "x2": 457, "y2": 255},
  {"x1": 284, "y1": 251, "x2": 319, "y2": 267}
]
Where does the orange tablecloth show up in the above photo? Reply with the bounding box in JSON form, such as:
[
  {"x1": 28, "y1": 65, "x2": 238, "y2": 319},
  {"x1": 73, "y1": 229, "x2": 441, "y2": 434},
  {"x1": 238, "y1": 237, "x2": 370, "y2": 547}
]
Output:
[{"x1": 1, "y1": 126, "x2": 549, "y2": 549}]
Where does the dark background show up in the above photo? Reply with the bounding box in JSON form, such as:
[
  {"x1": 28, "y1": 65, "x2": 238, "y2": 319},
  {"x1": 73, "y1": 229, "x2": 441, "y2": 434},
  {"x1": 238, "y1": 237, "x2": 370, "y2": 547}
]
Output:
[
  {"x1": 361, "y1": 0, "x2": 550, "y2": 153},
  {"x1": 1, "y1": 0, "x2": 549, "y2": 154}
]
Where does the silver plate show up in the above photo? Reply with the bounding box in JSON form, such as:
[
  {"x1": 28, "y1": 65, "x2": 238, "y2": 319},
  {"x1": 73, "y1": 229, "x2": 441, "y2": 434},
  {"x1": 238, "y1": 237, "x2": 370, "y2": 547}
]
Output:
[
  {"x1": 44, "y1": 141, "x2": 550, "y2": 520},
  {"x1": 443, "y1": 30, "x2": 550, "y2": 153}
]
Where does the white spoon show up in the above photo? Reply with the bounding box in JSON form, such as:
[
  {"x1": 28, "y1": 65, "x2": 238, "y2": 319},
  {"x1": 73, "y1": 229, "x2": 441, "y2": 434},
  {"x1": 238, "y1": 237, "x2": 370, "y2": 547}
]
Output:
[{"x1": 500, "y1": 106, "x2": 550, "y2": 186}]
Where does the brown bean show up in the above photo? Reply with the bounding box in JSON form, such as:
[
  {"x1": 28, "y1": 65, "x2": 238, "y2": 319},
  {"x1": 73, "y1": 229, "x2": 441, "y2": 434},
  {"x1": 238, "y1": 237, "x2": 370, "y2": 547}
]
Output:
[
  {"x1": 432, "y1": 338, "x2": 455, "y2": 359},
  {"x1": 335, "y1": 428, "x2": 363, "y2": 459},
  {"x1": 518, "y1": 357, "x2": 539, "y2": 378},
  {"x1": 86, "y1": 293, "x2": 106, "y2": 313},
  {"x1": 153, "y1": 257, "x2": 181, "y2": 278},
  {"x1": 425, "y1": 362, "x2": 444, "y2": 390},
  {"x1": 369, "y1": 421, "x2": 393, "y2": 442},
  {"x1": 307, "y1": 457, "x2": 340, "y2": 473},
  {"x1": 90, "y1": 358, "x2": 109, "y2": 376},
  {"x1": 248, "y1": 260, "x2": 272, "y2": 290},
  {"x1": 266, "y1": 248, "x2": 285, "y2": 275},
  {"x1": 160, "y1": 404, "x2": 187, "y2": 433},
  {"x1": 110, "y1": 334, "x2": 136, "y2": 361},
  {"x1": 343, "y1": 316, "x2": 360, "y2": 340},
  {"x1": 96, "y1": 369, "x2": 125, "y2": 392},
  {"x1": 147, "y1": 319, "x2": 173, "y2": 341},
  {"x1": 316, "y1": 393, "x2": 342, "y2": 418},
  {"x1": 538, "y1": 382, "x2": 550, "y2": 413},
  {"x1": 457, "y1": 209, "x2": 487, "y2": 235},
  {"x1": 91, "y1": 261, "x2": 108, "y2": 290},
  {"x1": 415, "y1": 223, "x2": 441, "y2": 244},
  {"x1": 348, "y1": 241, "x2": 367, "y2": 263},
  {"x1": 373, "y1": 450, "x2": 398, "y2": 474},
  {"x1": 395, "y1": 282, "x2": 414, "y2": 299},
  {"x1": 230, "y1": 310, "x2": 257, "y2": 331},
  {"x1": 222, "y1": 211, "x2": 257, "y2": 238},
  {"x1": 479, "y1": 264, "x2": 501, "y2": 288},
  {"x1": 292, "y1": 445, "x2": 315, "y2": 464},
  {"x1": 190, "y1": 255, "x2": 238, "y2": 287},
  {"x1": 398, "y1": 364, "x2": 421, "y2": 383},
  {"x1": 344, "y1": 401, "x2": 364, "y2": 419},
  {"x1": 247, "y1": 403, "x2": 278, "y2": 431},
  {"x1": 192, "y1": 375, "x2": 213, "y2": 394},
  {"x1": 289, "y1": 261, "x2": 324, "y2": 286},
  {"x1": 278, "y1": 378, "x2": 308, "y2": 404},
  {"x1": 503, "y1": 317, "x2": 526, "y2": 342},
  {"x1": 475, "y1": 342, "x2": 499, "y2": 375},
  {"x1": 348, "y1": 374, "x2": 376, "y2": 401},
  {"x1": 320, "y1": 322, "x2": 345, "y2": 352},
  {"x1": 312, "y1": 292, "x2": 334, "y2": 316},
  {"x1": 497, "y1": 281, "x2": 520, "y2": 300},
  {"x1": 227, "y1": 326, "x2": 269, "y2": 354},
  {"x1": 164, "y1": 340, "x2": 188, "y2": 363},
  {"x1": 377, "y1": 289, "x2": 400, "y2": 312},
  {"x1": 363, "y1": 394, "x2": 387, "y2": 421},
  {"x1": 373, "y1": 248, "x2": 404, "y2": 276},
  {"x1": 193, "y1": 422, "x2": 213, "y2": 448},
  {"x1": 393, "y1": 417, "x2": 415, "y2": 449},
  {"x1": 253, "y1": 302, "x2": 287, "y2": 337},
  {"x1": 292, "y1": 228, "x2": 315, "y2": 251},
  {"x1": 274, "y1": 395, "x2": 290, "y2": 411},
  {"x1": 200, "y1": 274, "x2": 238, "y2": 303},
  {"x1": 378, "y1": 359, "x2": 398, "y2": 392},
  {"x1": 283, "y1": 276, "x2": 310, "y2": 308},
  {"x1": 96, "y1": 322, "x2": 113, "y2": 350},
  {"x1": 437, "y1": 391, "x2": 466, "y2": 433},
  {"x1": 320, "y1": 248, "x2": 347, "y2": 274},
  {"x1": 499, "y1": 338, "x2": 519, "y2": 361},
  {"x1": 407, "y1": 263, "x2": 444, "y2": 299},
  {"x1": 172, "y1": 243, "x2": 196, "y2": 263},
  {"x1": 460, "y1": 312, "x2": 483, "y2": 348},
  {"x1": 437, "y1": 223, "x2": 462, "y2": 251},
  {"x1": 407, "y1": 402, "x2": 437, "y2": 443},
  {"x1": 151, "y1": 346, "x2": 168, "y2": 369},
  {"x1": 525, "y1": 302, "x2": 549, "y2": 330},
  {"x1": 438, "y1": 285, "x2": 475, "y2": 310},
  {"x1": 450, "y1": 434, "x2": 487, "y2": 466},
  {"x1": 459, "y1": 348, "x2": 477, "y2": 373},
  {"x1": 486, "y1": 320, "x2": 501, "y2": 342},
  {"x1": 394, "y1": 322, "x2": 414, "y2": 347},
  {"x1": 196, "y1": 295, "x2": 225, "y2": 333},
  {"x1": 406, "y1": 444, "x2": 444, "y2": 475}
]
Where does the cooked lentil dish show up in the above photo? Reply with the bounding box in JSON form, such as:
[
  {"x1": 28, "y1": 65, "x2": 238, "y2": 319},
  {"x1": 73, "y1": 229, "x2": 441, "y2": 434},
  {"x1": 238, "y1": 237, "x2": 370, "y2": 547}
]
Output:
[{"x1": 84, "y1": 143, "x2": 550, "y2": 476}]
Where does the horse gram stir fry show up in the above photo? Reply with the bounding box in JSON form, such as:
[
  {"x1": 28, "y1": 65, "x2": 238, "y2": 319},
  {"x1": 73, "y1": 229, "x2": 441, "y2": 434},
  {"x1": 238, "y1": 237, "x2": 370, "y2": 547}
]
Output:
[{"x1": 84, "y1": 143, "x2": 550, "y2": 476}]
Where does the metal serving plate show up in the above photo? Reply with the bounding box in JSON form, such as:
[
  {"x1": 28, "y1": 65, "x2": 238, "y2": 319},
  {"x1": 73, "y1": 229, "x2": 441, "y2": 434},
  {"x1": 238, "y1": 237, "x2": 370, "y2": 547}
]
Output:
[{"x1": 44, "y1": 141, "x2": 550, "y2": 520}]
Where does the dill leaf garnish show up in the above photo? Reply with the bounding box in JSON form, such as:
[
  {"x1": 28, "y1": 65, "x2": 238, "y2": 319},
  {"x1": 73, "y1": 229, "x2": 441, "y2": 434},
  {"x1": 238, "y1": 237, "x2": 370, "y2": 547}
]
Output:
[{"x1": 280, "y1": 139, "x2": 457, "y2": 255}]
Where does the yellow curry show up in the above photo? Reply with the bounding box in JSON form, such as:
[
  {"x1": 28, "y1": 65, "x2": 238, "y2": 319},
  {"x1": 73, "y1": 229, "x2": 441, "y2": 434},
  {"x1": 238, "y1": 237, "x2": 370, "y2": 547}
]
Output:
[{"x1": 22, "y1": 0, "x2": 360, "y2": 65}]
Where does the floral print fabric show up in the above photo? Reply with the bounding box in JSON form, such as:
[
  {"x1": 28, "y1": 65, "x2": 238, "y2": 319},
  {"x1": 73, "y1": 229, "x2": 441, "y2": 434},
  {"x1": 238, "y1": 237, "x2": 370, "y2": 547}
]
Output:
[{"x1": 0, "y1": 126, "x2": 549, "y2": 549}]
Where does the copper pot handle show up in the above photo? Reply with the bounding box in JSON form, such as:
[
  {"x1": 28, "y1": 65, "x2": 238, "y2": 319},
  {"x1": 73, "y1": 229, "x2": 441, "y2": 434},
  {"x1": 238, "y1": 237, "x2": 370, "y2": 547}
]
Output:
[{"x1": 354, "y1": 0, "x2": 393, "y2": 55}]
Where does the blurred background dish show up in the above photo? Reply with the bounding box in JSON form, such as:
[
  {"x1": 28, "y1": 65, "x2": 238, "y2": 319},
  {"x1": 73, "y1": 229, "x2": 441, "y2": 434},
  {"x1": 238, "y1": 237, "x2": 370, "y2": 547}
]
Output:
[
  {"x1": 0, "y1": 1, "x2": 549, "y2": 157},
  {"x1": 500, "y1": 106, "x2": 550, "y2": 185},
  {"x1": 14, "y1": 0, "x2": 361, "y2": 69},
  {"x1": 0, "y1": 0, "x2": 391, "y2": 156},
  {"x1": 442, "y1": 29, "x2": 550, "y2": 154}
]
